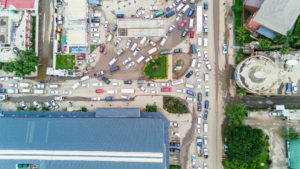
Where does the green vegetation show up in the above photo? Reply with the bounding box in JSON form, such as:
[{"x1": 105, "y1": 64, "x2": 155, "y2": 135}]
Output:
[
  {"x1": 31, "y1": 16, "x2": 36, "y2": 51},
  {"x1": 176, "y1": 59, "x2": 184, "y2": 67},
  {"x1": 236, "y1": 85, "x2": 248, "y2": 96},
  {"x1": 285, "y1": 104, "x2": 300, "y2": 109},
  {"x1": 90, "y1": 44, "x2": 98, "y2": 53},
  {"x1": 28, "y1": 106, "x2": 37, "y2": 111},
  {"x1": 1, "y1": 50, "x2": 39, "y2": 77},
  {"x1": 245, "y1": 106, "x2": 268, "y2": 111},
  {"x1": 145, "y1": 104, "x2": 157, "y2": 112},
  {"x1": 17, "y1": 106, "x2": 23, "y2": 111},
  {"x1": 163, "y1": 97, "x2": 188, "y2": 114},
  {"x1": 225, "y1": 104, "x2": 248, "y2": 127},
  {"x1": 281, "y1": 127, "x2": 299, "y2": 140},
  {"x1": 81, "y1": 106, "x2": 87, "y2": 112},
  {"x1": 292, "y1": 16, "x2": 300, "y2": 48},
  {"x1": 170, "y1": 165, "x2": 181, "y2": 169},
  {"x1": 144, "y1": 56, "x2": 168, "y2": 79},
  {"x1": 56, "y1": 55, "x2": 75, "y2": 70},
  {"x1": 41, "y1": 106, "x2": 49, "y2": 111},
  {"x1": 235, "y1": 49, "x2": 250, "y2": 64},
  {"x1": 222, "y1": 126, "x2": 270, "y2": 169},
  {"x1": 258, "y1": 38, "x2": 272, "y2": 51}
]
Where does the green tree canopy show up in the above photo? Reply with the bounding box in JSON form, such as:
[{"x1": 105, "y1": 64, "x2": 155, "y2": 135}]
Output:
[
  {"x1": 81, "y1": 106, "x2": 87, "y2": 112},
  {"x1": 225, "y1": 104, "x2": 248, "y2": 126},
  {"x1": 225, "y1": 126, "x2": 266, "y2": 163},
  {"x1": 258, "y1": 38, "x2": 272, "y2": 51},
  {"x1": 236, "y1": 27, "x2": 249, "y2": 44},
  {"x1": 145, "y1": 104, "x2": 157, "y2": 112}
]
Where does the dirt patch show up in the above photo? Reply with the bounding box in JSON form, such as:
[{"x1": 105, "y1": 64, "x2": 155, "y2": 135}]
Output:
[{"x1": 172, "y1": 53, "x2": 192, "y2": 79}]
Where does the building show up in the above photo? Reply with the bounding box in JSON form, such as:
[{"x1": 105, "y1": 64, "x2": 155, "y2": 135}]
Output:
[
  {"x1": 235, "y1": 51, "x2": 300, "y2": 95},
  {"x1": 0, "y1": 0, "x2": 38, "y2": 62},
  {"x1": 117, "y1": 19, "x2": 166, "y2": 37},
  {"x1": 246, "y1": 0, "x2": 300, "y2": 38},
  {"x1": 0, "y1": 108, "x2": 169, "y2": 169}
]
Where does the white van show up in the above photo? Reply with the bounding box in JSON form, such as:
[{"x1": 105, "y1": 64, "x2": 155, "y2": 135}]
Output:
[
  {"x1": 140, "y1": 37, "x2": 147, "y2": 45},
  {"x1": 81, "y1": 75, "x2": 90, "y2": 81},
  {"x1": 137, "y1": 55, "x2": 146, "y2": 63},
  {"x1": 131, "y1": 42, "x2": 138, "y2": 51},
  {"x1": 191, "y1": 58, "x2": 197, "y2": 68},
  {"x1": 121, "y1": 95, "x2": 130, "y2": 100},
  {"x1": 204, "y1": 122, "x2": 208, "y2": 133},
  {"x1": 189, "y1": 18, "x2": 194, "y2": 28},
  {"x1": 109, "y1": 57, "x2": 118, "y2": 66},
  {"x1": 49, "y1": 84, "x2": 60, "y2": 88},
  {"x1": 121, "y1": 89, "x2": 135, "y2": 93},
  {"x1": 107, "y1": 90, "x2": 118, "y2": 94},
  {"x1": 148, "y1": 47, "x2": 157, "y2": 55},
  {"x1": 204, "y1": 37, "x2": 208, "y2": 47},
  {"x1": 72, "y1": 82, "x2": 81, "y2": 89},
  {"x1": 198, "y1": 36, "x2": 202, "y2": 46},
  {"x1": 185, "y1": 83, "x2": 195, "y2": 89},
  {"x1": 181, "y1": 4, "x2": 190, "y2": 13},
  {"x1": 107, "y1": 33, "x2": 113, "y2": 42},
  {"x1": 160, "y1": 36, "x2": 168, "y2": 46},
  {"x1": 176, "y1": 3, "x2": 184, "y2": 11}
]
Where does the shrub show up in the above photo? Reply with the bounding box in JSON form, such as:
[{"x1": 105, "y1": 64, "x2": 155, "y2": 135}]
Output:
[
  {"x1": 144, "y1": 56, "x2": 168, "y2": 79},
  {"x1": 163, "y1": 97, "x2": 188, "y2": 114},
  {"x1": 145, "y1": 104, "x2": 157, "y2": 112},
  {"x1": 81, "y1": 106, "x2": 87, "y2": 112}
]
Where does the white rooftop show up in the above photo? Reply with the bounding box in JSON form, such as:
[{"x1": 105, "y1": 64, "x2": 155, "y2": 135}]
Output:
[
  {"x1": 66, "y1": 0, "x2": 86, "y2": 21},
  {"x1": 66, "y1": 30, "x2": 87, "y2": 46},
  {"x1": 254, "y1": 0, "x2": 300, "y2": 35}
]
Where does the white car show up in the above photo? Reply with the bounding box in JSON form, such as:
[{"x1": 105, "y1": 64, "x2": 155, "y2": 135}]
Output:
[
  {"x1": 197, "y1": 114, "x2": 202, "y2": 124},
  {"x1": 126, "y1": 40, "x2": 132, "y2": 48},
  {"x1": 104, "y1": 21, "x2": 108, "y2": 30},
  {"x1": 92, "y1": 82, "x2": 102, "y2": 87},
  {"x1": 204, "y1": 37, "x2": 208, "y2": 47},
  {"x1": 114, "y1": 37, "x2": 121, "y2": 47},
  {"x1": 197, "y1": 61, "x2": 202, "y2": 69},
  {"x1": 91, "y1": 23, "x2": 100, "y2": 27},
  {"x1": 168, "y1": 25, "x2": 175, "y2": 33},
  {"x1": 76, "y1": 60, "x2": 83, "y2": 65},
  {"x1": 197, "y1": 79, "x2": 201, "y2": 89},
  {"x1": 223, "y1": 44, "x2": 228, "y2": 54},
  {"x1": 204, "y1": 72, "x2": 209, "y2": 81},
  {"x1": 117, "y1": 48, "x2": 125, "y2": 56},
  {"x1": 112, "y1": 82, "x2": 121, "y2": 86},
  {"x1": 82, "y1": 83, "x2": 89, "y2": 87},
  {"x1": 63, "y1": 90, "x2": 72, "y2": 95},
  {"x1": 91, "y1": 97, "x2": 101, "y2": 101},
  {"x1": 50, "y1": 90, "x2": 58, "y2": 94},
  {"x1": 0, "y1": 77, "x2": 9, "y2": 81},
  {"x1": 54, "y1": 96, "x2": 64, "y2": 101},
  {"x1": 151, "y1": 90, "x2": 158, "y2": 94},
  {"x1": 44, "y1": 102, "x2": 52, "y2": 109},
  {"x1": 13, "y1": 77, "x2": 23, "y2": 80},
  {"x1": 161, "y1": 83, "x2": 170, "y2": 87},
  {"x1": 205, "y1": 61, "x2": 212, "y2": 71},
  {"x1": 203, "y1": 51, "x2": 208, "y2": 61},
  {"x1": 138, "y1": 85, "x2": 147, "y2": 92},
  {"x1": 91, "y1": 33, "x2": 100, "y2": 37},
  {"x1": 145, "y1": 56, "x2": 153, "y2": 63},
  {"x1": 176, "y1": 13, "x2": 182, "y2": 22},
  {"x1": 203, "y1": 163, "x2": 208, "y2": 169},
  {"x1": 133, "y1": 48, "x2": 140, "y2": 56},
  {"x1": 171, "y1": 131, "x2": 180, "y2": 137},
  {"x1": 269, "y1": 112, "x2": 280, "y2": 116},
  {"x1": 198, "y1": 36, "x2": 202, "y2": 46},
  {"x1": 186, "y1": 96, "x2": 196, "y2": 102},
  {"x1": 197, "y1": 125, "x2": 201, "y2": 133},
  {"x1": 50, "y1": 100, "x2": 59, "y2": 109},
  {"x1": 87, "y1": 58, "x2": 95, "y2": 63},
  {"x1": 195, "y1": 69, "x2": 200, "y2": 78},
  {"x1": 20, "y1": 101, "x2": 28, "y2": 110},
  {"x1": 292, "y1": 82, "x2": 298, "y2": 94},
  {"x1": 136, "y1": 10, "x2": 145, "y2": 17},
  {"x1": 33, "y1": 101, "x2": 41, "y2": 109},
  {"x1": 89, "y1": 53, "x2": 96, "y2": 58},
  {"x1": 9, "y1": 83, "x2": 18, "y2": 87},
  {"x1": 92, "y1": 39, "x2": 100, "y2": 43},
  {"x1": 197, "y1": 49, "x2": 201, "y2": 58},
  {"x1": 203, "y1": 14, "x2": 208, "y2": 23},
  {"x1": 144, "y1": 14, "x2": 153, "y2": 19},
  {"x1": 91, "y1": 28, "x2": 99, "y2": 32},
  {"x1": 126, "y1": 61, "x2": 135, "y2": 69},
  {"x1": 203, "y1": 25, "x2": 208, "y2": 33},
  {"x1": 170, "y1": 121, "x2": 179, "y2": 127},
  {"x1": 192, "y1": 154, "x2": 196, "y2": 165},
  {"x1": 123, "y1": 57, "x2": 131, "y2": 65},
  {"x1": 204, "y1": 136, "x2": 208, "y2": 145},
  {"x1": 176, "y1": 89, "x2": 186, "y2": 93},
  {"x1": 147, "y1": 83, "x2": 158, "y2": 87}
]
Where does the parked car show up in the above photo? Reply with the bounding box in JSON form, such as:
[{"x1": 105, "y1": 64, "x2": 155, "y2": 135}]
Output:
[
  {"x1": 95, "y1": 89, "x2": 104, "y2": 93},
  {"x1": 102, "y1": 77, "x2": 111, "y2": 84},
  {"x1": 114, "y1": 37, "x2": 121, "y2": 47},
  {"x1": 161, "y1": 83, "x2": 170, "y2": 87},
  {"x1": 89, "y1": 53, "x2": 96, "y2": 58},
  {"x1": 94, "y1": 70, "x2": 105, "y2": 77},
  {"x1": 54, "y1": 96, "x2": 64, "y2": 101},
  {"x1": 197, "y1": 79, "x2": 201, "y2": 89},
  {"x1": 176, "y1": 13, "x2": 182, "y2": 22},
  {"x1": 91, "y1": 28, "x2": 99, "y2": 32},
  {"x1": 197, "y1": 102, "x2": 202, "y2": 112},
  {"x1": 204, "y1": 14, "x2": 208, "y2": 23},
  {"x1": 126, "y1": 61, "x2": 135, "y2": 69},
  {"x1": 126, "y1": 40, "x2": 132, "y2": 48},
  {"x1": 186, "y1": 90, "x2": 196, "y2": 96},
  {"x1": 171, "y1": 131, "x2": 180, "y2": 136},
  {"x1": 50, "y1": 100, "x2": 59, "y2": 109},
  {"x1": 87, "y1": 58, "x2": 95, "y2": 63},
  {"x1": 100, "y1": 44, "x2": 105, "y2": 53},
  {"x1": 190, "y1": 30, "x2": 194, "y2": 38},
  {"x1": 185, "y1": 70, "x2": 194, "y2": 78},
  {"x1": 124, "y1": 80, "x2": 132, "y2": 84},
  {"x1": 198, "y1": 93, "x2": 202, "y2": 101},
  {"x1": 147, "y1": 83, "x2": 158, "y2": 87},
  {"x1": 138, "y1": 85, "x2": 147, "y2": 92},
  {"x1": 204, "y1": 110, "x2": 208, "y2": 120},
  {"x1": 170, "y1": 121, "x2": 179, "y2": 127},
  {"x1": 205, "y1": 100, "x2": 209, "y2": 109},
  {"x1": 123, "y1": 57, "x2": 131, "y2": 65},
  {"x1": 112, "y1": 24, "x2": 118, "y2": 31},
  {"x1": 269, "y1": 112, "x2": 280, "y2": 116},
  {"x1": 63, "y1": 90, "x2": 72, "y2": 95},
  {"x1": 168, "y1": 25, "x2": 175, "y2": 33},
  {"x1": 91, "y1": 97, "x2": 101, "y2": 101},
  {"x1": 33, "y1": 101, "x2": 41, "y2": 109},
  {"x1": 182, "y1": 28, "x2": 189, "y2": 37},
  {"x1": 104, "y1": 21, "x2": 109, "y2": 30},
  {"x1": 180, "y1": 19, "x2": 187, "y2": 28},
  {"x1": 92, "y1": 39, "x2": 100, "y2": 44},
  {"x1": 170, "y1": 142, "x2": 180, "y2": 147},
  {"x1": 292, "y1": 82, "x2": 298, "y2": 94},
  {"x1": 170, "y1": 148, "x2": 180, "y2": 153},
  {"x1": 161, "y1": 87, "x2": 172, "y2": 92},
  {"x1": 76, "y1": 55, "x2": 85, "y2": 60}
]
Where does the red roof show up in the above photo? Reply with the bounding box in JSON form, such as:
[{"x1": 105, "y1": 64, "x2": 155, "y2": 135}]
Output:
[
  {"x1": 246, "y1": 13, "x2": 261, "y2": 32},
  {"x1": 0, "y1": 0, "x2": 35, "y2": 9}
]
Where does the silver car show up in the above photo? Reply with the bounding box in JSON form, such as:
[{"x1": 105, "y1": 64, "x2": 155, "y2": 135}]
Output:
[{"x1": 126, "y1": 61, "x2": 135, "y2": 69}]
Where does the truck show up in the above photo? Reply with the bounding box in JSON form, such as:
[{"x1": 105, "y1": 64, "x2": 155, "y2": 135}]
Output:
[
  {"x1": 121, "y1": 89, "x2": 135, "y2": 93},
  {"x1": 197, "y1": 137, "x2": 203, "y2": 157},
  {"x1": 7, "y1": 89, "x2": 18, "y2": 94},
  {"x1": 33, "y1": 90, "x2": 47, "y2": 94},
  {"x1": 21, "y1": 89, "x2": 33, "y2": 94},
  {"x1": 166, "y1": 11, "x2": 175, "y2": 18},
  {"x1": 148, "y1": 47, "x2": 157, "y2": 55},
  {"x1": 160, "y1": 50, "x2": 170, "y2": 55},
  {"x1": 20, "y1": 83, "x2": 32, "y2": 88},
  {"x1": 105, "y1": 96, "x2": 115, "y2": 101}
]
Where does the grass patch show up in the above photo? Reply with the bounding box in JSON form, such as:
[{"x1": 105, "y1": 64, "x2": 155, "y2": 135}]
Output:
[
  {"x1": 235, "y1": 49, "x2": 250, "y2": 64},
  {"x1": 285, "y1": 104, "x2": 300, "y2": 109},
  {"x1": 56, "y1": 55, "x2": 75, "y2": 70},
  {"x1": 31, "y1": 16, "x2": 36, "y2": 51},
  {"x1": 163, "y1": 97, "x2": 188, "y2": 114},
  {"x1": 90, "y1": 44, "x2": 98, "y2": 53},
  {"x1": 245, "y1": 106, "x2": 268, "y2": 111},
  {"x1": 144, "y1": 56, "x2": 168, "y2": 79},
  {"x1": 170, "y1": 165, "x2": 181, "y2": 169}
]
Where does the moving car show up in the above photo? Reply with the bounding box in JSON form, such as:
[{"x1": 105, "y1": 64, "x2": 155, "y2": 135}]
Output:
[
  {"x1": 102, "y1": 77, "x2": 111, "y2": 84},
  {"x1": 190, "y1": 30, "x2": 194, "y2": 38},
  {"x1": 185, "y1": 70, "x2": 194, "y2": 78},
  {"x1": 182, "y1": 28, "x2": 189, "y2": 37},
  {"x1": 223, "y1": 43, "x2": 228, "y2": 54},
  {"x1": 138, "y1": 86, "x2": 147, "y2": 92},
  {"x1": 100, "y1": 44, "x2": 105, "y2": 53}
]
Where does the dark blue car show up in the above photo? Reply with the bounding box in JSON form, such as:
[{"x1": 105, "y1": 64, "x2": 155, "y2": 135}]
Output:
[
  {"x1": 170, "y1": 142, "x2": 180, "y2": 147},
  {"x1": 187, "y1": 8, "x2": 195, "y2": 17},
  {"x1": 197, "y1": 102, "x2": 202, "y2": 112},
  {"x1": 170, "y1": 148, "x2": 180, "y2": 153},
  {"x1": 198, "y1": 92, "x2": 202, "y2": 101},
  {"x1": 186, "y1": 90, "x2": 196, "y2": 96},
  {"x1": 204, "y1": 110, "x2": 208, "y2": 120},
  {"x1": 205, "y1": 100, "x2": 209, "y2": 109},
  {"x1": 185, "y1": 70, "x2": 194, "y2": 78}
]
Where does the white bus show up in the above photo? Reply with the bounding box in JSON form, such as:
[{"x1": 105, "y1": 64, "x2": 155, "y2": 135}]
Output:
[
  {"x1": 172, "y1": 79, "x2": 185, "y2": 86},
  {"x1": 196, "y1": 6, "x2": 202, "y2": 34}
]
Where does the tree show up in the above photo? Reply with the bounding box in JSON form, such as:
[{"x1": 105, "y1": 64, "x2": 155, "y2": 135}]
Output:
[
  {"x1": 41, "y1": 106, "x2": 49, "y2": 111},
  {"x1": 258, "y1": 38, "x2": 272, "y2": 51},
  {"x1": 145, "y1": 104, "x2": 157, "y2": 112},
  {"x1": 281, "y1": 44, "x2": 292, "y2": 53},
  {"x1": 81, "y1": 106, "x2": 87, "y2": 112},
  {"x1": 224, "y1": 126, "x2": 266, "y2": 163},
  {"x1": 281, "y1": 127, "x2": 299, "y2": 140},
  {"x1": 225, "y1": 104, "x2": 248, "y2": 126},
  {"x1": 222, "y1": 158, "x2": 249, "y2": 169},
  {"x1": 236, "y1": 27, "x2": 249, "y2": 44},
  {"x1": 28, "y1": 106, "x2": 37, "y2": 111},
  {"x1": 17, "y1": 106, "x2": 23, "y2": 111}
]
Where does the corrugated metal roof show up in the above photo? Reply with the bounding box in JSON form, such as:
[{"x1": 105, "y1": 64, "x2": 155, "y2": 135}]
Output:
[
  {"x1": 244, "y1": 0, "x2": 264, "y2": 8},
  {"x1": 96, "y1": 108, "x2": 140, "y2": 117},
  {"x1": 257, "y1": 26, "x2": 276, "y2": 39}
]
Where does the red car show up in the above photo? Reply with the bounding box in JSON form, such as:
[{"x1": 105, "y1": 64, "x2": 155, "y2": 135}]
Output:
[
  {"x1": 76, "y1": 55, "x2": 85, "y2": 60},
  {"x1": 180, "y1": 19, "x2": 187, "y2": 28},
  {"x1": 0, "y1": 83, "x2": 2, "y2": 88},
  {"x1": 161, "y1": 87, "x2": 172, "y2": 92},
  {"x1": 95, "y1": 89, "x2": 104, "y2": 93},
  {"x1": 190, "y1": 30, "x2": 194, "y2": 38},
  {"x1": 100, "y1": 43, "x2": 105, "y2": 53}
]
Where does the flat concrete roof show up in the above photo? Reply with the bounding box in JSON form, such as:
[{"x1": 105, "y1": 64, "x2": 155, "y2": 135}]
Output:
[
  {"x1": 0, "y1": 17, "x2": 9, "y2": 44},
  {"x1": 66, "y1": 0, "x2": 86, "y2": 21},
  {"x1": 66, "y1": 30, "x2": 87, "y2": 46},
  {"x1": 117, "y1": 19, "x2": 166, "y2": 37}
]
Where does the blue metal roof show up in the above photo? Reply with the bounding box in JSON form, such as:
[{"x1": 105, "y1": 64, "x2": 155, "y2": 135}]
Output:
[
  {"x1": 96, "y1": 108, "x2": 140, "y2": 117},
  {"x1": 257, "y1": 26, "x2": 277, "y2": 40},
  {"x1": 0, "y1": 110, "x2": 169, "y2": 169}
]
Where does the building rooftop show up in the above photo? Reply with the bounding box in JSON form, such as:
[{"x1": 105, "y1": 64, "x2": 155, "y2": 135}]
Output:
[
  {"x1": 0, "y1": 0, "x2": 36, "y2": 9},
  {"x1": 117, "y1": 19, "x2": 166, "y2": 37},
  {"x1": 0, "y1": 108, "x2": 169, "y2": 169},
  {"x1": 0, "y1": 17, "x2": 9, "y2": 43},
  {"x1": 257, "y1": 26, "x2": 276, "y2": 39},
  {"x1": 254, "y1": 0, "x2": 300, "y2": 35},
  {"x1": 244, "y1": 0, "x2": 264, "y2": 8}
]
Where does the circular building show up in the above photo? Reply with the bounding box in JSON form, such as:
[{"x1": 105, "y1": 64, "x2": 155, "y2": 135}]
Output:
[{"x1": 235, "y1": 55, "x2": 279, "y2": 94}]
